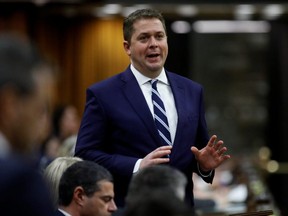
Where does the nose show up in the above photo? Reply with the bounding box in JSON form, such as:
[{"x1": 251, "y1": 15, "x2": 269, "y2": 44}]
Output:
[
  {"x1": 108, "y1": 200, "x2": 117, "y2": 212},
  {"x1": 149, "y1": 36, "x2": 158, "y2": 47}
]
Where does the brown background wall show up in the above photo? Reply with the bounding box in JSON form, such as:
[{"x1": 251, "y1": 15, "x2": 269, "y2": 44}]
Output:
[{"x1": 0, "y1": 7, "x2": 129, "y2": 114}]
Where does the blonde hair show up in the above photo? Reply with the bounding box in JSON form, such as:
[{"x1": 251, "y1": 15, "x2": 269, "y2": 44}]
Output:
[
  {"x1": 58, "y1": 135, "x2": 77, "y2": 157},
  {"x1": 43, "y1": 156, "x2": 83, "y2": 209}
]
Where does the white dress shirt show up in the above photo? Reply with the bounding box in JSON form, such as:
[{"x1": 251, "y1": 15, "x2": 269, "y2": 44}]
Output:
[
  {"x1": 130, "y1": 64, "x2": 178, "y2": 143},
  {"x1": 130, "y1": 65, "x2": 178, "y2": 173},
  {"x1": 130, "y1": 65, "x2": 213, "y2": 177},
  {"x1": 58, "y1": 209, "x2": 72, "y2": 216}
]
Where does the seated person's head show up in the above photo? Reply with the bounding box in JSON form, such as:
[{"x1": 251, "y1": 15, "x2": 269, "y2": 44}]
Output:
[
  {"x1": 126, "y1": 165, "x2": 187, "y2": 205},
  {"x1": 58, "y1": 160, "x2": 117, "y2": 216},
  {"x1": 123, "y1": 190, "x2": 194, "y2": 216},
  {"x1": 44, "y1": 156, "x2": 83, "y2": 209}
]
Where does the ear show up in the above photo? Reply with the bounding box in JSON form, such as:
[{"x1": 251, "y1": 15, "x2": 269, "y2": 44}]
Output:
[
  {"x1": 73, "y1": 186, "x2": 85, "y2": 207},
  {"x1": 123, "y1": 41, "x2": 131, "y2": 56}
]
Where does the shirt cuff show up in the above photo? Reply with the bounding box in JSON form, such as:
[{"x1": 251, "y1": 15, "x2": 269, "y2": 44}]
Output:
[
  {"x1": 197, "y1": 162, "x2": 213, "y2": 178},
  {"x1": 133, "y1": 159, "x2": 143, "y2": 173}
]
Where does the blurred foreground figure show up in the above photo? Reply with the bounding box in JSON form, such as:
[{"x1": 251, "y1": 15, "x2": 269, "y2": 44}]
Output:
[
  {"x1": 126, "y1": 165, "x2": 188, "y2": 204},
  {"x1": 117, "y1": 165, "x2": 194, "y2": 216},
  {"x1": 0, "y1": 33, "x2": 55, "y2": 215},
  {"x1": 123, "y1": 191, "x2": 194, "y2": 216}
]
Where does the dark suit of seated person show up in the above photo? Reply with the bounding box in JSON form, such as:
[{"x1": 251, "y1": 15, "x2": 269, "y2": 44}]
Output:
[{"x1": 55, "y1": 160, "x2": 118, "y2": 216}]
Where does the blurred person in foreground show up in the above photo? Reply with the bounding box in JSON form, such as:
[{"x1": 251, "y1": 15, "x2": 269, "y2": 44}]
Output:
[
  {"x1": 44, "y1": 156, "x2": 83, "y2": 209},
  {"x1": 126, "y1": 165, "x2": 188, "y2": 204},
  {"x1": 75, "y1": 8, "x2": 231, "y2": 207},
  {"x1": 116, "y1": 165, "x2": 192, "y2": 216},
  {"x1": 123, "y1": 190, "x2": 194, "y2": 216},
  {"x1": 55, "y1": 160, "x2": 117, "y2": 216},
  {"x1": 0, "y1": 33, "x2": 55, "y2": 215}
]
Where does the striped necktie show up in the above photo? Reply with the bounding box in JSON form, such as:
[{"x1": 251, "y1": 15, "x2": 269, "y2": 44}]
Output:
[{"x1": 151, "y1": 79, "x2": 172, "y2": 146}]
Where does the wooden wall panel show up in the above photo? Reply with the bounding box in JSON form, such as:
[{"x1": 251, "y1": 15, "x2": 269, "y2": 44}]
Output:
[
  {"x1": 76, "y1": 18, "x2": 130, "y2": 114},
  {"x1": 0, "y1": 11, "x2": 28, "y2": 36},
  {"x1": 33, "y1": 16, "x2": 129, "y2": 114}
]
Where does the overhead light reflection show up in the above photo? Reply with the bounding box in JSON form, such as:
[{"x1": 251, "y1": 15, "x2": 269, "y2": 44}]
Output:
[
  {"x1": 234, "y1": 4, "x2": 255, "y2": 20},
  {"x1": 102, "y1": 4, "x2": 122, "y2": 15},
  {"x1": 175, "y1": 5, "x2": 198, "y2": 17},
  {"x1": 267, "y1": 160, "x2": 279, "y2": 173},
  {"x1": 94, "y1": 4, "x2": 122, "y2": 17},
  {"x1": 262, "y1": 4, "x2": 285, "y2": 20},
  {"x1": 193, "y1": 20, "x2": 270, "y2": 33},
  {"x1": 121, "y1": 4, "x2": 151, "y2": 17},
  {"x1": 171, "y1": 21, "x2": 191, "y2": 34}
]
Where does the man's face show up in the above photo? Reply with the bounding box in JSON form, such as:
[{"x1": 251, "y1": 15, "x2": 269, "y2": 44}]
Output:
[
  {"x1": 124, "y1": 18, "x2": 168, "y2": 78},
  {"x1": 82, "y1": 180, "x2": 117, "y2": 216},
  {"x1": 11, "y1": 68, "x2": 55, "y2": 154}
]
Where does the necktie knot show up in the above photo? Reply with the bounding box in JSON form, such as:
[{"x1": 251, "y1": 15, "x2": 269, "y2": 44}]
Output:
[{"x1": 151, "y1": 79, "x2": 158, "y2": 89}]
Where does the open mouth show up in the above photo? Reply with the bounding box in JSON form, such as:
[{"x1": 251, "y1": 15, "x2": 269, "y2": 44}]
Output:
[{"x1": 147, "y1": 53, "x2": 160, "y2": 58}]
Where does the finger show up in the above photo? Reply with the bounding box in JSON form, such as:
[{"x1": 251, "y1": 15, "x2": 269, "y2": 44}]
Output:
[
  {"x1": 191, "y1": 146, "x2": 199, "y2": 156},
  {"x1": 152, "y1": 149, "x2": 171, "y2": 159},
  {"x1": 151, "y1": 158, "x2": 170, "y2": 165},
  {"x1": 214, "y1": 140, "x2": 224, "y2": 150},
  {"x1": 208, "y1": 135, "x2": 217, "y2": 147},
  {"x1": 156, "y1": 145, "x2": 173, "y2": 151},
  {"x1": 218, "y1": 147, "x2": 227, "y2": 155},
  {"x1": 222, "y1": 154, "x2": 231, "y2": 160},
  {"x1": 218, "y1": 154, "x2": 231, "y2": 164},
  {"x1": 218, "y1": 149, "x2": 231, "y2": 161}
]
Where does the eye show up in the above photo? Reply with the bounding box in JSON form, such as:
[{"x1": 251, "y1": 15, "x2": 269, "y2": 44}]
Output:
[
  {"x1": 101, "y1": 196, "x2": 113, "y2": 203},
  {"x1": 156, "y1": 34, "x2": 165, "y2": 40},
  {"x1": 138, "y1": 34, "x2": 149, "y2": 42}
]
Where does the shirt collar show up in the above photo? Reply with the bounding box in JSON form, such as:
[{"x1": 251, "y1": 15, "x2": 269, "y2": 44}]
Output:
[
  {"x1": 58, "y1": 209, "x2": 72, "y2": 216},
  {"x1": 130, "y1": 64, "x2": 169, "y2": 86}
]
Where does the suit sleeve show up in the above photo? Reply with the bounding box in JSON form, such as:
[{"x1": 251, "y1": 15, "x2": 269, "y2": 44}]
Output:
[
  {"x1": 75, "y1": 88, "x2": 138, "y2": 178},
  {"x1": 192, "y1": 86, "x2": 215, "y2": 184}
]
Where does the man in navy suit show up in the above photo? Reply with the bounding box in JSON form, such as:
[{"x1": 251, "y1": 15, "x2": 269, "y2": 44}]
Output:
[
  {"x1": 75, "y1": 8, "x2": 230, "y2": 208},
  {"x1": 0, "y1": 34, "x2": 55, "y2": 215}
]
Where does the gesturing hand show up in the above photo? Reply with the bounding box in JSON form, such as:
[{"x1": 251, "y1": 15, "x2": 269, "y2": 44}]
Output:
[
  {"x1": 139, "y1": 145, "x2": 172, "y2": 169},
  {"x1": 191, "y1": 135, "x2": 230, "y2": 172}
]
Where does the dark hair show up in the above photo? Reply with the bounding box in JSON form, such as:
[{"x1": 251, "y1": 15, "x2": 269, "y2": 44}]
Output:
[
  {"x1": 58, "y1": 160, "x2": 113, "y2": 206},
  {"x1": 126, "y1": 165, "x2": 187, "y2": 204},
  {"x1": 0, "y1": 33, "x2": 45, "y2": 95},
  {"x1": 123, "y1": 191, "x2": 194, "y2": 216},
  {"x1": 52, "y1": 105, "x2": 67, "y2": 137},
  {"x1": 123, "y1": 8, "x2": 167, "y2": 43}
]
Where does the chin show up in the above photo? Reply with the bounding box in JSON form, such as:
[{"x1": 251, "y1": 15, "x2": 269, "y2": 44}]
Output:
[{"x1": 148, "y1": 64, "x2": 163, "y2": 72}]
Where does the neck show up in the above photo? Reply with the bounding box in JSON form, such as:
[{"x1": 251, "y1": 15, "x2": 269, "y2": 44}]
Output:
[{"x1": 130, "y1": 63, "x2": 163, "y2": 79}]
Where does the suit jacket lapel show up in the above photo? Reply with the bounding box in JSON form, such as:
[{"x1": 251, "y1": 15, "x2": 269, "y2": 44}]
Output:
[
  {"x1": 167, "y1": 72, "x2": 186, "y2": 148},
  {"x1": 120, "y1": 68, "x2": 161, "y2": 145}
]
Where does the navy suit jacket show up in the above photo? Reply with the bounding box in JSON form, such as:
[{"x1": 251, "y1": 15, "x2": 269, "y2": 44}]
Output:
[
  {"x1": 75, "y1": 66, "x2": 214, "y2": 207},
  {"x1": 0, "y1": 155, "x2": 54, "y2": 216}
]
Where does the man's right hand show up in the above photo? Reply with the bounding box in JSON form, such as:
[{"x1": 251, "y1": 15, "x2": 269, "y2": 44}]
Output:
[{"x1": 139, "y1": 145, "x2": 172, "y2": 169}]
